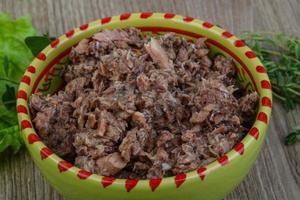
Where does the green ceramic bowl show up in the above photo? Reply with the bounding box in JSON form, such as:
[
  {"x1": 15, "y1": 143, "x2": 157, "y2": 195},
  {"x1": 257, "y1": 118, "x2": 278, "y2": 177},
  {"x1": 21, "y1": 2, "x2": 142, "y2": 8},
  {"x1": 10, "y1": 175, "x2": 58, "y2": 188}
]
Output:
[{"x1": 16, "y1": 12, "x2": 272, "y2": 200}]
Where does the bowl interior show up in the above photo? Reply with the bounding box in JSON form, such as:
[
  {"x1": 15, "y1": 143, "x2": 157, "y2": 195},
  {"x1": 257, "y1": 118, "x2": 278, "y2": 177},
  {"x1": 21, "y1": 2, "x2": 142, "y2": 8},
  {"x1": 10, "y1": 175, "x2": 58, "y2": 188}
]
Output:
[{"x1": 33, "y1": 30, "x2": 255, "y2": 96}]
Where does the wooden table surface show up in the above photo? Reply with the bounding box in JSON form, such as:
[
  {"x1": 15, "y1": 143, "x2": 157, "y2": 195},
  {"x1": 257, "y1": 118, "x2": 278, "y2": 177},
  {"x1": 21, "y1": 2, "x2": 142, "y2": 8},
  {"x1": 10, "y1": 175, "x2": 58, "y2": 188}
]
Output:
[{"x1": 0, "y1": 0, "x2": 300, "y2": 199}]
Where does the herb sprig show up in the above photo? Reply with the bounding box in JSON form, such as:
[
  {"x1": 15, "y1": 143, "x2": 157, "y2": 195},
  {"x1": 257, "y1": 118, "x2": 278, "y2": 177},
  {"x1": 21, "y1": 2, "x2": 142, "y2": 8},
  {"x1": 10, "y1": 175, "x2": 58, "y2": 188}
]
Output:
[{"x1": 242, "y1": 32, "x2": 300, "y2": 145}]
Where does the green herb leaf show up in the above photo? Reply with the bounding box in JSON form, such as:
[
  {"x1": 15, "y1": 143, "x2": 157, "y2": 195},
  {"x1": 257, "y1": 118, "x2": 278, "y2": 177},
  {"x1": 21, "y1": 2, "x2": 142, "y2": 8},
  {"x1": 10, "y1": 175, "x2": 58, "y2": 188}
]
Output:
[
  {"x1": 285, "y1": 131, "x2": 300, "y2": 145},
  {"x1": 0, "y1": 125, "x2": 22, "y2": 153},
  {"x1": 295, "y1": 43, "x2": 300, "y2": 60},
  {"x1": 0, "y1": 13, "x2": 38, "y2": 154},
  {"x1": 2, "y1": 84, "x2": 16, "y2": 110},
  {"x1": 3, "y1": 56, "x2": 9, "y2": 76},
  {"x1": 25, "y1": 35, "x2": 54, "y2": 56}
]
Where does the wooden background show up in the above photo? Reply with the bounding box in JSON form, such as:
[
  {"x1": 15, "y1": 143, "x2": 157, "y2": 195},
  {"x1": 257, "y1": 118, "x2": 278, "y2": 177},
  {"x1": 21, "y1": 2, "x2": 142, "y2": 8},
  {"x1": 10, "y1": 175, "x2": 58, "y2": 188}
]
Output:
[{"x1": 0, "y1": 0, "x2": 300, "y2": 199}]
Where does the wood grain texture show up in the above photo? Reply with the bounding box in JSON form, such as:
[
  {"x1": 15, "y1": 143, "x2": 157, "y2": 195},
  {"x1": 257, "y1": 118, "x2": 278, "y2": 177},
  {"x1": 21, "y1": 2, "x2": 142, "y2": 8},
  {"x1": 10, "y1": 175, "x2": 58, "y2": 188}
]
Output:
[{"x1": 0, "y1": 0, "x2": 300, "y2": 199}]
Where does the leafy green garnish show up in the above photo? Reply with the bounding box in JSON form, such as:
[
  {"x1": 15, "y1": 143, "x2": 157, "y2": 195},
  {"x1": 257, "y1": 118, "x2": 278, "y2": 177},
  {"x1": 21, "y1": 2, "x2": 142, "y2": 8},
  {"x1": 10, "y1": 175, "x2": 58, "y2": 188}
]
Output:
[
  {"x1": 2, "y1": 84, "x2": 16, "y2": 110},
  {"x1": 0, "y1": 125, "x2": 21, "y2": 153},
  {"x1": 0, "y1": 13, "x2": 38, "y2": 154},
  {"x1": 25, "y1": 35, "x2": 55, "y2": 56},
  {"x1": 242, "y1": 32, "x2": 300, "y2": 145},
  {"x1": 285, "y1": 125, "x2": 300, "y2": 145},
  {"x1": 0, "y1": 13, "x2": 55, "y2": 155}
]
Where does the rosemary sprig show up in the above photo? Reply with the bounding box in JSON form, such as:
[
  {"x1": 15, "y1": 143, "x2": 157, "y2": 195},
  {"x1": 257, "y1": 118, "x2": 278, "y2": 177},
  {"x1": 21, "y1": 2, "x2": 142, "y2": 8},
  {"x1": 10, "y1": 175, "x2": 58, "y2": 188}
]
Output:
[{"x1": 241, "y1": 32, "x2": 300, "y2": 145}]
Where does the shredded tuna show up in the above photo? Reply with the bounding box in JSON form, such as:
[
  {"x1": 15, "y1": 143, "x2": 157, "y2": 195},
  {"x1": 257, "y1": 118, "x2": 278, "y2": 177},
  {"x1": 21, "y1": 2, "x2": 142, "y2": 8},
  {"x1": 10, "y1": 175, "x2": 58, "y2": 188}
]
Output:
[
  {"x1": 74, "y1": 39, "x2": 89, "y2": 54},
  {"x1": 95, "y1": 152, "x2": 127, "y2": 176},
  {"x1": 30, "y1": 28, "x2": 259, "y2": 179},
  {"x1": 145, "y1": 38, "x2": 173, "y2": 69},
  {"x1": 119, "y1": 128, "x2": 142, "y2": 162},
  {"x1": 239, "y1": 91, "x2": 259, "y2": 115}
]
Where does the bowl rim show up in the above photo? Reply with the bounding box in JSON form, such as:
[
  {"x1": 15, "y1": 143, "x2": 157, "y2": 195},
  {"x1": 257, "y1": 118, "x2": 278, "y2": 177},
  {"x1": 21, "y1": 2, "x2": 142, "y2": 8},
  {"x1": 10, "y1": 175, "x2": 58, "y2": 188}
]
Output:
[{"x1": 16, "y1": 12, "x2": 272, "y2": 192}]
